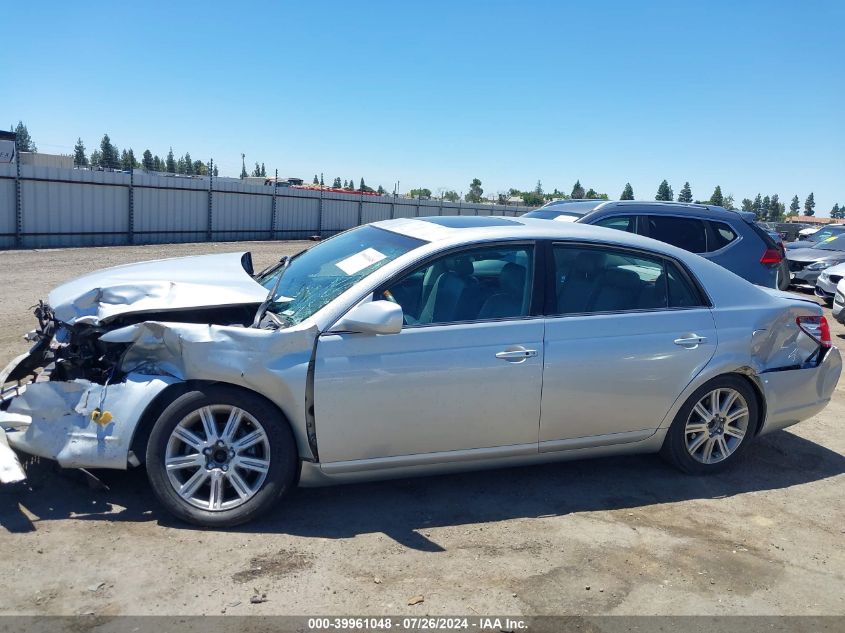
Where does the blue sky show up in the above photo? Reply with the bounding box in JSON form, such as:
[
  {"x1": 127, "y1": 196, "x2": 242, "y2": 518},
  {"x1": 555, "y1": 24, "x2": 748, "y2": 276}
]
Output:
[{"x1": 3, "y1": 1, "x2": 843, "y2": 213}]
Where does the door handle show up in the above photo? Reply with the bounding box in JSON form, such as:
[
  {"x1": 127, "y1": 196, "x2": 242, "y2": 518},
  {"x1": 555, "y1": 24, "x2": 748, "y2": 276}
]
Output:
[
  {"x1": 495, "y1": 347, "x2": 538, "y2": 362},
  {"x1": 673, "y1": 334, "x2": 708, "y2": 348}
]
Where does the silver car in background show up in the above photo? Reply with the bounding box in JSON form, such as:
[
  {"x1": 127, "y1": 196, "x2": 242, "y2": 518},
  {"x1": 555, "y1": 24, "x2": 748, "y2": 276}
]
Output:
[{"x1": 1, "y1": 217, "x2": 841, "y2": 527}]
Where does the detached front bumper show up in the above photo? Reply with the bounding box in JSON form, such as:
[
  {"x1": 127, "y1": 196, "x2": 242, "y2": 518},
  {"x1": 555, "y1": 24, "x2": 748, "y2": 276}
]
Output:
[
  {"x1": 1, "y1": 372, "x2": 178, "y2": 476},
  {"x1": 758, "y1": 346, "x2": 843, "y2": 435}
]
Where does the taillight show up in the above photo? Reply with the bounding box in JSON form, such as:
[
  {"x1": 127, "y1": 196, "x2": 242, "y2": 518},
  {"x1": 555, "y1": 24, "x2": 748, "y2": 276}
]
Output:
[
  {"x1": 796, "y1": 315, "x2": 832, "y2": 349},
  {"x1": 761, "y1": 247, "x2": 783, "y2": 264}
]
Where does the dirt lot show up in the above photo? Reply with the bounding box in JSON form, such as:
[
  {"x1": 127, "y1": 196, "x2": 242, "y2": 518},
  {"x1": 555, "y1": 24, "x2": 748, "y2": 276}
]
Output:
[{"x1": 0, "y1": 241, "x2": 843, "y2": 617}]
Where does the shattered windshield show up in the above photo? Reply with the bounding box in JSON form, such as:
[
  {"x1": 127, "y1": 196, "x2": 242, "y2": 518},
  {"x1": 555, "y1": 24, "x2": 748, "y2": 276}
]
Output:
[{"x1": 257, "y1": 225, "x2": 424, "y2": 325}]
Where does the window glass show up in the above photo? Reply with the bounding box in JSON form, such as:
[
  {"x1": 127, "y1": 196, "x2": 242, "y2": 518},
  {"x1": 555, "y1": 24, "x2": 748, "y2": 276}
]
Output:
[
  {"x1": 646, "y1": 216, "x2": 707, "y2": 253},
  {"x1": 666, "y1": 261, "x2": 703, "y2": 307},
  {"x1": 257, "y1": 225, "x2": 424, "y2": 326},
  {"x1": 382, "y1": 244, "x2": 534, "y2": 326},
  {"x1": 708, "y1": 221, "x2": 737, "y2": 251},
  {"x1": 594, "y1": 215, "x2": 636, "y2": 233},
  {"x1": 553, "y1": 245, "x2": 668, "y2": 314}
]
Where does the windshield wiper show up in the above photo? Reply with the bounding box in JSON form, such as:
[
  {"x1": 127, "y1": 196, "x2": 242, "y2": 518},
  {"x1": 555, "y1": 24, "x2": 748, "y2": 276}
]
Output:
[{"x1": 253, "y1": 256, "x2": 291, "y2": 328}]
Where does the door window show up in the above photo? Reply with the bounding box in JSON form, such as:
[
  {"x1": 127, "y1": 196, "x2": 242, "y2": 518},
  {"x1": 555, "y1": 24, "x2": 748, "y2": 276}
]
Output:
[
  {"x1": 552, "y1": 245, "x2": 704, "y2": 314},
  {"x1": 645, "y1": 215, "x2": 707, "y2": 253},
  {"x1": 382, "y1": 244, "x2": 534, "y2": 325}
]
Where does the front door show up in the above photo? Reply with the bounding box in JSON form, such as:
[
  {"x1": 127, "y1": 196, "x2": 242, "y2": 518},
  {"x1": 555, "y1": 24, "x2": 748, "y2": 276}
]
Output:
[{"x1": 313, "y1": 242, "x2": 544, "y2": 467}]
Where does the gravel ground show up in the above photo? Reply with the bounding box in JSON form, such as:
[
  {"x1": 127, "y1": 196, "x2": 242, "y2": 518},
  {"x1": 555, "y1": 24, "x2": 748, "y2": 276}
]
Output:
[{"x1": 0, "y1": 241, "x2": 843, "y2": 617}]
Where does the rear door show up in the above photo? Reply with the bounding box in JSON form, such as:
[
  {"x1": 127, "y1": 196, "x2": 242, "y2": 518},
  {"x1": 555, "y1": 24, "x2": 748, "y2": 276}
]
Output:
[{"x1": 540, "y1": 242, "x2": 717, "y2": 449}]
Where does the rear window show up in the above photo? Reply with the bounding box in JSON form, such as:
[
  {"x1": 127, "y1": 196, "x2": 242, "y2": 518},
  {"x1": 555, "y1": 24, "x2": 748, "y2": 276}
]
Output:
[{"x1": 645, "y1": 216, "x2": 707, "y2": 254}]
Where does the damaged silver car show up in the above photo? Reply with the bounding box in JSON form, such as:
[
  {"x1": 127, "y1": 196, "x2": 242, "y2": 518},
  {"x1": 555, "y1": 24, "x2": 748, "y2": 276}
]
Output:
[{"x1": 1, "y1": 217, "x2": 842, "y2": 527}]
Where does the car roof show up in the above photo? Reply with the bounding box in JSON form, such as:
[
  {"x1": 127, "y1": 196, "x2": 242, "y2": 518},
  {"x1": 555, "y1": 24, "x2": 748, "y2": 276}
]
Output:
[{"x1": 373, "y1": 215, "x2": 698, "y2": 260}]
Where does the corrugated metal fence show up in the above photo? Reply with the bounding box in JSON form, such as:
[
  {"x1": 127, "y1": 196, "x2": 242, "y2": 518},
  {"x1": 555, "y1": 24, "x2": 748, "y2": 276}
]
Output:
[{"x1": 0, "y1": 163, "x2": 528, "y2": 250}]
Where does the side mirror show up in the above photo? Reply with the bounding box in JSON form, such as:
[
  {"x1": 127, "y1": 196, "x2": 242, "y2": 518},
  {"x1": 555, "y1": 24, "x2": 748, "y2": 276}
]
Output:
[{"x1": 331, "y1": 300, "x2": 403, "y2": 335}]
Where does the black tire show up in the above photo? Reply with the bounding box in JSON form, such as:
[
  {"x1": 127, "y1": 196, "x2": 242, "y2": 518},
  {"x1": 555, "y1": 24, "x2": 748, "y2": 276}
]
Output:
[
  {"x1": 660, "y1": 375, "x2": 760, "y2": 475},
  {"x1": 146, "y1": 385, "x2": 298, "y2": 527}
]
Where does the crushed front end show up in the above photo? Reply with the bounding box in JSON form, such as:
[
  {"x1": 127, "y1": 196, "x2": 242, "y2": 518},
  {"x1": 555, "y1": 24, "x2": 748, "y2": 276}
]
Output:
[{"x1": 0, "y1": 302, "x2": 178, "y2": 481}]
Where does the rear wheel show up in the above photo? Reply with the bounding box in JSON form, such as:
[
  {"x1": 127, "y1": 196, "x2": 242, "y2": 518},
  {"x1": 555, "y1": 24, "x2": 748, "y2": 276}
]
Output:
[
  {"x1": 661, "y1": 376, "x2": 759, "y2": 474},
  {"x1": 146, "y1": 386, "x2": 297, "y2": 527}
]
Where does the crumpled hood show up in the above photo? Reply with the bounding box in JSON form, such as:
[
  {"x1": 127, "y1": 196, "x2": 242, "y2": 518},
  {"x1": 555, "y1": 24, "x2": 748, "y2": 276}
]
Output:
[
  {"x1": 787, "y1": 247, "x2": 845, "y2": 263},
  {"x1": 49, "y1": 251, "x2": 268, "y2": 325}
]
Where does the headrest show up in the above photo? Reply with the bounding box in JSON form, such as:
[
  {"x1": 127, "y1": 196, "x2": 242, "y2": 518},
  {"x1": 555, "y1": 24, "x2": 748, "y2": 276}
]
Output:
[
  {"x1": 573, "y1": 251, "x2": 605, "y2": 274},
  {"x1": 601, "y1": 267, "x2": 640, "y2": 287},
  {"x1": 500, "y1": 263, "x2": 525, "y2": 295},
  {"x1": 450, "y1": 257, "x2": 474, "y2": 276}
]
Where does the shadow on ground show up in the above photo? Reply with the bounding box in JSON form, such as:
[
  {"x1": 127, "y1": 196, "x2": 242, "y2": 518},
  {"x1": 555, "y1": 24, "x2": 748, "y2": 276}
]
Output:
[{"x1": 2, "y1": 429, "x2": 844, "y2": 550}]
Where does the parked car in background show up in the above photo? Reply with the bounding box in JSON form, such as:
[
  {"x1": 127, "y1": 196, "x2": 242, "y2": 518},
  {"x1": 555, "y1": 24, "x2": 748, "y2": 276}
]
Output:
[
  {"x1": 833, "y1": 278, "x2": 845, "y2": 324},
  {"x1": 520, "y1": 199, "x2": 604, "y2": 222},
  {"x1": 1, "y1": 217, "x2": 840, "y2": 526},
  {"x1": 815, "y1": 261, "x2": 845, "y2": 305},
  {"x1": 550, "y1": 201, "x2": 788, "y2": 290},
  {"x1": 787, "y1": 234, "x2": 845, "y2": 289},
  {"x1": 786, "y1": 224, "x2": 845, "y2": 250},
  {"x1": 798, "y1": 226, "x2": 821, "y2": 240}
]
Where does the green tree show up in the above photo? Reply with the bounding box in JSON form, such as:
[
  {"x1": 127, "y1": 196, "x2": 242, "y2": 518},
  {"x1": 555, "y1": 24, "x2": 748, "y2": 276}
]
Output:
[
  {"x1": 240, "y1": 154, "x2": 247, "y2": 179},
  {"x1": 313, "y1": 174, "x2": 319, "y2": 185},
  {"x1": 184, "y1": 153, "x2": 194, "y2": 175},
  {"x1": 655, "y1": 179, "x2": 673, "y2": 201},
  {"x1": 99, "y1": 134, "x2": 119, "y2": 169},
  {"x1": 166, "y1": 148, "x2": 176, "y2": 173},
  {"x1": 584, "y1": 188, "x2": 608, "y2": 199},
  {"x1": 708, "y1": 185, "x2": 724, "y2": 207},
  {"x1": 260, "y1": 163, "x2": 266, "y2": 178},
  {"x1": 377, "y1": 185, "x2": 385, "y2": 195},
  {"x1": 521, "y1": 190, "x2": 544, "y2": 206},
  {"x1": 620, "y1": 183, "x2": 634, "y2": 200},
  {"x1": 194, "y1": 160, "x2": 207, "y2": 176},
  {"x1": 176, "y1": 157, "x2": 186, "y2": 174},
  {"x1": 360, "y1": 178, "x2": 373, "y2": 192},
  {"x1": 121, "y1": 149, "x2": 131, "y2": 170},
  {"x1": 741, "y1": 198, "x2": 754, "y2": 213},
  {"x1": 832, "y1": 203, "x2": 841, "y2": 218},
  {"x1": 804, "y1": 192, "x2": 815, "y2": 216},
  {"x1": 789, "y1": 195, "x2": 800, "y2": 215},
  {"x1": 769, "y1": 194, "x2": 782, "y2": 220},
  {"x1": 752, "y1": 193, "x2": 762, "y2": 217},
  {"x1": 761, "y1": 195, "x2": 771, "y2": 219},
  {"x1": 410, "y1": 188, "x2": 432, "y2": 199},
  {"x1": 13, "y1": 121, "x2": 36, "y2": 152},
  {"x1": 73, "y1": 137, "x2": 88, "y2": 166},
  {"x1": 347, "y1": 177, "x2": 354, "y2": 190},
  {"x1": 571, "y1": 180, "x2": 585, "y2": 199},
  {"x1": 722, "y1": 194, "x2": 735, "y2": 210},
  {"x1": 213, "y1": 164, "x2": 219, "y2": 177},
  {"x1": 333, "y1": 177, "x2": 342, "y2": 188},
  {"x1": 142, "y1": 149, "x2": 153, "y2": 170},
  {"x1": 677, "y1": 181, "x2": 693, "y2": 203},
  {"x1": 466, "y1": 178, "x2": 483, "y2": 202},
  {"x1": 443, "y1": 190, "x2": 460, "y2": 202},
  {"x1": 90, "y1": 149, "x2": 102, "y2": 167}
]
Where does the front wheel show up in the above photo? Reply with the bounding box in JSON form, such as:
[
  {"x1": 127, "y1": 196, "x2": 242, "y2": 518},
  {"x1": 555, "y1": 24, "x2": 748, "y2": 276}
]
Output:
[
  {"x1": 661, "y1": 376, "x2": 759, "y2": 474},
  {"x1": 146, "y1": 386, "x2": 298, "y2": 527}
]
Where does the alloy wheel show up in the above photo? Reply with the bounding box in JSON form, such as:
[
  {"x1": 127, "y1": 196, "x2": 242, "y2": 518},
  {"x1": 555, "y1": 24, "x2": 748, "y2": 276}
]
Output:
[
  {"x1": 164, "y1": 405, "x2": 271, "y2": 511},
  {"x1": 684, "y1": 387, "x2": 749, "y2": 464}
]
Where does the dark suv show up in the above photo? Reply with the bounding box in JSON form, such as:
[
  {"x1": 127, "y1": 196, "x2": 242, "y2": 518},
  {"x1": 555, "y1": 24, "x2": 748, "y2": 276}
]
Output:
[{"x1": 523, "y1": 200, "x2": 788, "y2": 289}]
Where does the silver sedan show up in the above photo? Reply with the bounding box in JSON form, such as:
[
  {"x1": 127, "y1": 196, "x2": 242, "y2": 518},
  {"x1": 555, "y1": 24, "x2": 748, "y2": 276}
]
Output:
[{"x1": 1, "y1": 217, "x2": 841, "y2": 527}]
